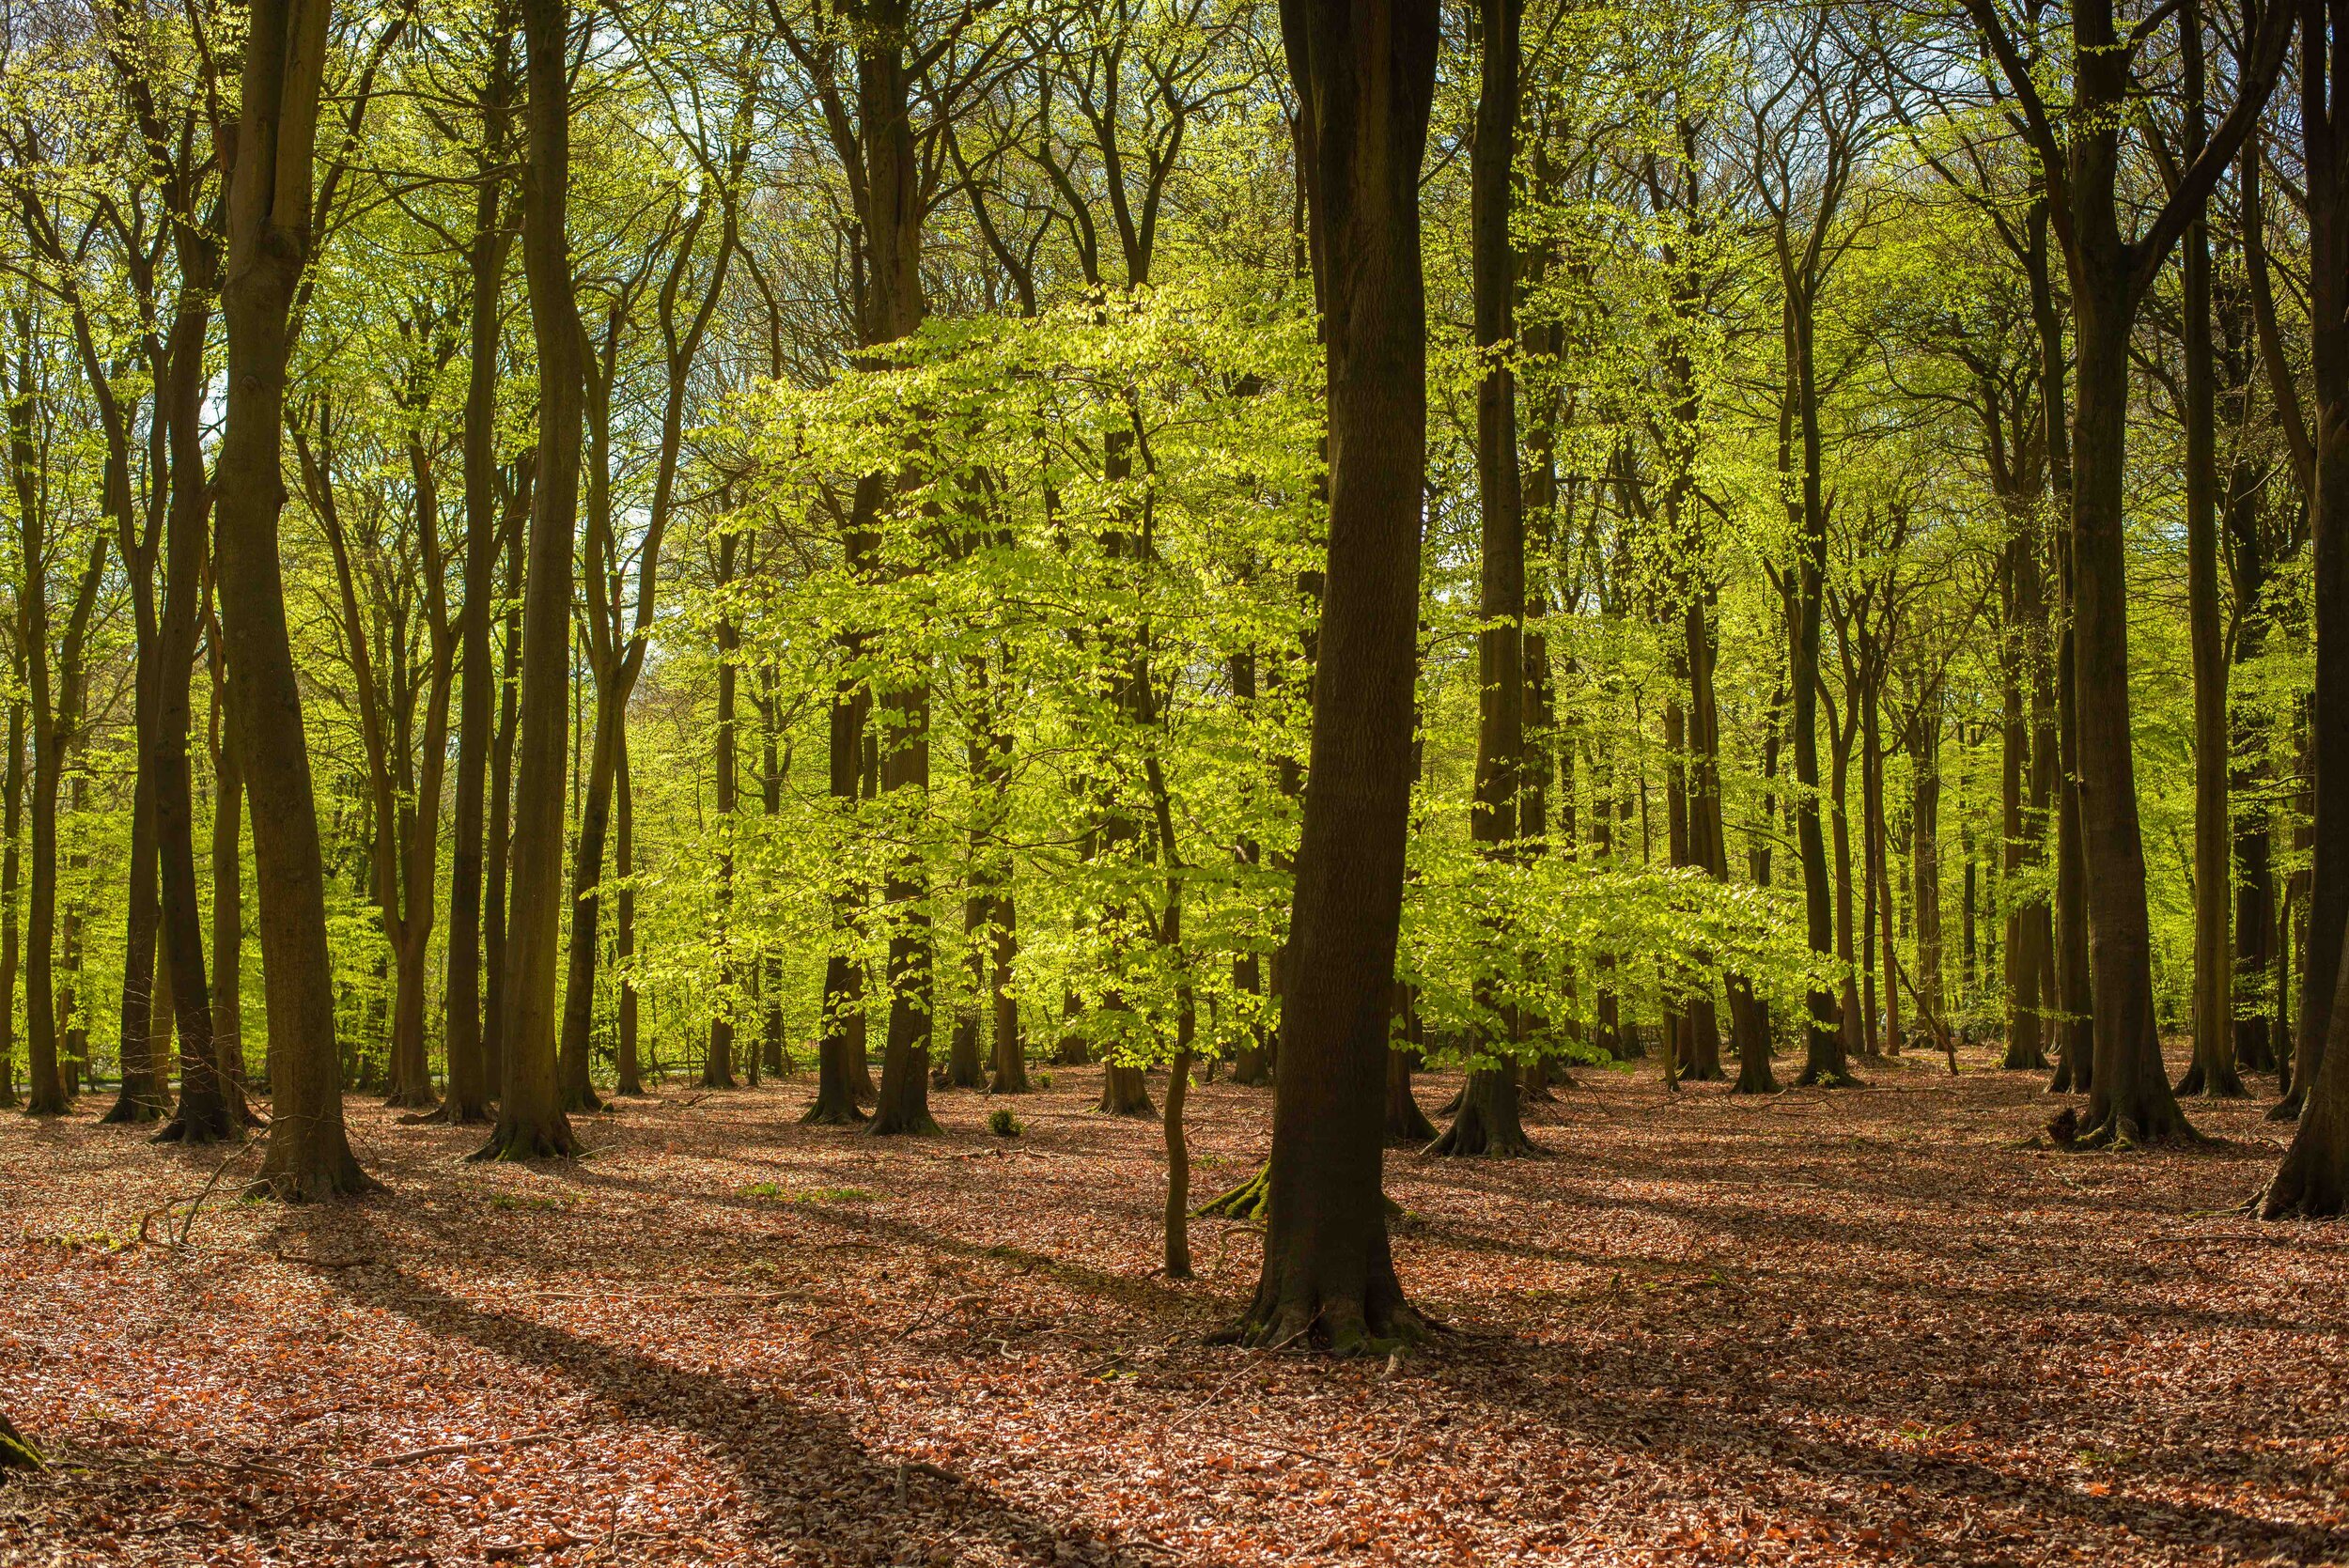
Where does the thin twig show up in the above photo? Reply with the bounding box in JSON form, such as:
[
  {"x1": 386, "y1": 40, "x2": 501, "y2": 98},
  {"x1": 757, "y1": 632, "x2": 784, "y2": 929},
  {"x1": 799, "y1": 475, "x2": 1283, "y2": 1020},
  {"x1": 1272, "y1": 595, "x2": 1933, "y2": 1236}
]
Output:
[{"x1": 366, "y1": 1432, "x2": 568, "y2": 1468}]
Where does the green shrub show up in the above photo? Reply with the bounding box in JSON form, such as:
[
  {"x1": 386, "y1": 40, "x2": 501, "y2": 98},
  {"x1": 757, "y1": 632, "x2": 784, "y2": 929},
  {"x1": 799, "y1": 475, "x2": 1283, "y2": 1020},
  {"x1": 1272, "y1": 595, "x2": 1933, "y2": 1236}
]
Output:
[{"x1": 988, "y1": 1108, "x2": 1023, "y2": 1138}]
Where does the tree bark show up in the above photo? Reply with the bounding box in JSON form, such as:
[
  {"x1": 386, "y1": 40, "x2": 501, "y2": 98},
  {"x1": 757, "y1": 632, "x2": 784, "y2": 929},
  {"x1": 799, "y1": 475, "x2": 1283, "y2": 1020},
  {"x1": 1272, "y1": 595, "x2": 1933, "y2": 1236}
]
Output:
[
  {"x1": 152, "y1": 222, "x2": 236, "y2": 1143},
  {"x1": 441, "y1": 37, "x2": 515, "y2": 1127},
  {"x1": 2177, "y1": 52, "x2": 2244, "y2": 1098},
  {"x1": 1438, "y1": 0, "x2": 1538, "y2": 1157},
  {"x1": 0, "y1": 703, "x2": 21, "y2": 1110},
  {"x1": 215, "y1": 0, "x2": 371, "y2": 1197},
  {"x1": 476, "y1": 0, "x2": 583, "y2": 1161},
  {"x1": 1221, "y1": 0, "x2": 1437, "y2": 1352}
]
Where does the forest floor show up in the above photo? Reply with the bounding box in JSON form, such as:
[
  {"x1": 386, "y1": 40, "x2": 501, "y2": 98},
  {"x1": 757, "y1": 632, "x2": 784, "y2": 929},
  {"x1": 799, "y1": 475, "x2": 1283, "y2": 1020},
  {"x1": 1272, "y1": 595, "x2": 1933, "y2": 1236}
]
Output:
[{"x1": 1, "y1": 1045, "x2": 2345, "y2": 1567}]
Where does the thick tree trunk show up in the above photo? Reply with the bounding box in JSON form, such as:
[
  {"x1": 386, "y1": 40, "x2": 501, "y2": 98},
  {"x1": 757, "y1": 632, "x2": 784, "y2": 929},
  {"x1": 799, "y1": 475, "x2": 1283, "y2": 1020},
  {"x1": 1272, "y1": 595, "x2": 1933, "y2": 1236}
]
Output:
[
  {"x1": 476, "y1": 0, "x2": 583, "y2": 1162},
  {"x1": 215, "y1": 0, "x2": 369, "y2": 1197},
  {"x1": 806, "y1": 663, "x2": 869, "y2": 1123},
  {"x1": 1221, "y1": 0, "x2": 1436, "y2": 1352},
  {"x1": 2281, "y1": 3, "x2": 2349, "y2": 1122}
]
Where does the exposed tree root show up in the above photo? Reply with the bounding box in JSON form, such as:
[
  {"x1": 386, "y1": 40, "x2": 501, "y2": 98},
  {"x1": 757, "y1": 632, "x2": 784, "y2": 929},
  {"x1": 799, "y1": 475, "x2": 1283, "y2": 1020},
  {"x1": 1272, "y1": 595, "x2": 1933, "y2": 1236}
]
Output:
[
  {"x1": 382, "y1": 1086, "x2": 441, "y2": 1112},
  {"x1": 1097, "y1": 1065, "x2": 1154, "y2": 1118},
  {"x1": 1211, "y1": 1288, "x2": 1431, "y2": 1355},
  {"x1": 0, "y1": 1408, "x2": 39, "y2": 1472},
  {"x1": 1424, "y1": 1068, "x2": 1541, "y2": 1157},
  {"x1": 1795, "y1": 1066, "x2": 1866, "y2": 1089},
  {"x1": 1385, "y1": 1088, "x2": 1437, "y2": 1147},
  {"x1": 801, "y1": 1092, "x2": 868, "y2": 1126},
  {"x1": 1733, "y1": 1048, "x2": 1779, "y2": 1095},
  {"x1": 2257, "y1": 1159, "x2": 2347, "y2": 1219},
  {"x1": 153, "y1": 1113, "x2": 238, "y2": 1146},
  {"x1": 1193, "y1": 1163, "x2": 1271, "y2": 1222},
  {"x1": 2174, "y1": 1060, "x2": 2249, "y2": 1099},
  {"x1": 2069, "y1": 1107, "x2": 2209, "y2": 1152},
  {"x1": 1999, "y1": 1041, "x2": 2048, "y2": 1071},
  {"x1": 98, "y1": 1096, "x2": 166, "y2": 1126},
  {"x1": 467, "y1": 1124, "x2": 579, "y2": 1164},
  {"x1": 2267, "y1": 1086, "x2": 2306, "y2": 1122}
]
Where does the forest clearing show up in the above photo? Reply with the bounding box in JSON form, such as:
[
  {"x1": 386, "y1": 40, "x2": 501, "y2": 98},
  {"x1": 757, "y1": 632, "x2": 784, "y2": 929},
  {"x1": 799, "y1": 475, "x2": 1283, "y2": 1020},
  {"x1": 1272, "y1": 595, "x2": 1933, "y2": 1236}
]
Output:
[{"x1": 3, "y1": 1053, "x2": 2344, "y2": 1567}]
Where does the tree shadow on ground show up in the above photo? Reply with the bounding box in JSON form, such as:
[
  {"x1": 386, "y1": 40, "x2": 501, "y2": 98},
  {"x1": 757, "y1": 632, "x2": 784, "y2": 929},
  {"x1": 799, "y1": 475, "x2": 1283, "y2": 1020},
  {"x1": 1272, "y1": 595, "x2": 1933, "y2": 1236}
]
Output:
[{"x1": 334, "y1": 1257, "x2": 1171, "y2": 1567}]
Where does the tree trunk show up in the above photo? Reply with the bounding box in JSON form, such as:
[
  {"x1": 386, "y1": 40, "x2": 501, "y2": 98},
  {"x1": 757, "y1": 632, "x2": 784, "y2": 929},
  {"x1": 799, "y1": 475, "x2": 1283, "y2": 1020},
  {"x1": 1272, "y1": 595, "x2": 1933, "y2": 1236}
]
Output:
[
  {"x1": 806, "y1": 659, "x2": 869, "y2": 1123},
  {"x1": 1912, "y1": 693, "x2": 1945, "y2": 1042},
  {"x1": 1221, "y1": 0, "x2": 1436, "y2": 1352},
  {"x1": 476, "y1": 0, "x2": 583, "y2": 1162},
  {"x1": 2070, "y1": 297, "x2": 2194, "y2": 1145},
  {"x1": 706, "y1": 534, "x2": 740, "y2": 1092},
  {"x1": 441, "y1": 47, "x2": 514, "y2": 1127},
  {"x1": 0, "y1": 703, "x2": 21, "y2": 1109},
  {"x1": 2001, "y1": 536, "x2": 2048, "y2": 1069},
  {"x1": 2178, "y1": 121, "x2": 2245, "y2": 1099},
  {"x1": 1383, "y1": 1000, "x2": 1435, "y2": 1146},
  {"x1": 1439, "y1": 0, "x2": 1535, "y2": 1156},
  {"x1": 557, "y1": 679, "x2": 620, "y2": 1110},
  {"x1": 1790, "y1": 297, "x2": 1852, "y2": 1087},
  {"x1": 215, "y1": 0, "x2": 370, "y2": 1197},
  {"x1": 152, "y1": 250, "x2": 235, "y2": 1144},
  {"x1": 2281, "y1": 2, "x2": 2349, "y2": 1121}
]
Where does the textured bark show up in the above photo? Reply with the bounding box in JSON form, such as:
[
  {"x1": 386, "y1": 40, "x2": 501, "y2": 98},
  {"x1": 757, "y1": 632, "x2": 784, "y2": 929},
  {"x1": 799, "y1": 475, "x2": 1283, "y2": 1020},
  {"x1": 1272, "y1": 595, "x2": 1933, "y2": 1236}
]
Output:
[
  {"x1": 1221, "y1": 0, "x2": 1436, "y2": 1352},
  {"x1": 215, "y1": 0, "x2": 371, "y2": 1196}
]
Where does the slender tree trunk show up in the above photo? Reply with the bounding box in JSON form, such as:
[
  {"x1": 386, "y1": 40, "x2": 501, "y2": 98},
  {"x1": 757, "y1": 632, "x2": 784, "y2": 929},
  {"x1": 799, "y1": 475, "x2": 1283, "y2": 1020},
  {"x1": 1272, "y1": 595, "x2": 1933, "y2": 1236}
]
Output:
[
  {"x1": 483, "y1": 488, "x2": 523, "y2": 1099},
  {"x1": 215, "y1": 0, "x2": 369, "y2": 1196},
  {"x1": 0, "y1": 704, "x2": 18, "y2": 1109},
  {"x1": 101, "y1": 633, "x2": 164, "y2": 1126},
  {"x1": 2179, "y1": 124, "x2": 2244, "y2": 1097},
  {"x1": 614, "y1": 722, "x2": 643, "y2": 1095},
  {"x1": 208, "y1": 649, "x2": 246, "y2": 1094},
  {"x1": 1221, "y1": 0, "x2": 1437, "y2": 1351},
  {"x1": 476, "y1": 0, "x2": 583, "y2": 1161},
  {"x1": 2070, "y1": 295, "x2": 2193, "y2": 1144},
  {"x1": 557, "y1": 679, "x2": 620, "y2": 1110},
  {"x1": 1791, "y1": 296, "x2": 1851, "y2": 1087},
  {"x1": 152, "y1": 251, "x2": 234, "y2": 1143},
  {"x1": 2279, "y1": 5, "x2": 2349, "y2": 1124},
  {"x1": 441, "y1": 46, "x2": 514, "y2": 1127},
  {"x1": 1435, "y1": 0, "x2": 1534, "y2": 1159},
  {"x1": 2001, "y1": 536, "x2": 2048, "y2": 1069},
  {"x1": 706, "y1": 533, "x2": 740, "y2": 1091}
]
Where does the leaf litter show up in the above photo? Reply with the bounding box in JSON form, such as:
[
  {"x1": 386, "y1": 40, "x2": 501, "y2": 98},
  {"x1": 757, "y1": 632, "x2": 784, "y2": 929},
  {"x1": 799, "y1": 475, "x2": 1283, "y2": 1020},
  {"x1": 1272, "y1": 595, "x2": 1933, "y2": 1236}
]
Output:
[{"x1": 1, "y1": 1046, "x2": 2344, "y2": 1566}]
